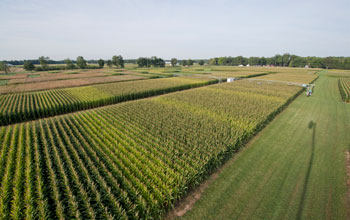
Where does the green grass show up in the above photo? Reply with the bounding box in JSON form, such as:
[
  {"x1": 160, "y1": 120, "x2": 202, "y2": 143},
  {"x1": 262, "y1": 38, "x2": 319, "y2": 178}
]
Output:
[
  {"x1": 0, "y1": 72, "x2": 16, "y2": 76},
  {"x1": 27, "y1": 74, "x2": 40, "y2": 78},
  {"x1": 0, "y1": 80, "x2": 9, "y2": 85},
  {"x1": 178, "y1": 71, "x2": 350, "y2": 220}
]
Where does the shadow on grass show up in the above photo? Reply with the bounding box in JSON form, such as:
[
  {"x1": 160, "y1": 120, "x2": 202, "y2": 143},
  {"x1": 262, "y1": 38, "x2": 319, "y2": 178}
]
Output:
[{"x1": 297, "y1": 120, "x2": 316, "y2": 220}]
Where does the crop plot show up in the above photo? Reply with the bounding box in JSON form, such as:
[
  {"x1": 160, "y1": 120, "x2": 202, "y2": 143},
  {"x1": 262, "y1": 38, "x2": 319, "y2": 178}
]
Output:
[
  {"x1": 339, "y1": 77, "x2": 350, "y2": 102},
  {"x1": 0, "y1": 79, "x2": 302, "y2": 219},
  {"x1": 0, "y1": 77, "x2": 217, "y2": 125}
]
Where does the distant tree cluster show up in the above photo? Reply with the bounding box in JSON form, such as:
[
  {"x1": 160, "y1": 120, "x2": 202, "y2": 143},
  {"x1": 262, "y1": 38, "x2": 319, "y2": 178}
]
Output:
[
  {"x1": 209, "y1": 54, "x2": 350, "y2": 69},
  {"x1": 112, "y1": 55, "x2": 125, "y2": 68},
  {"x1": 21, "y1": 55, "x2": 125, "y2": 71},
  {"x1": 23, "y1": 61, "x2": 35, "y2": 71},
  {"x1": 98, "y1": 59, "x2": 105, "y2": 68},
  {"x1": 171, "y1": 58, "x2": 178, "y2": 67},
  {"x1": 137, "y1": 56, "x2": 165, "y2": 67},
  {"x1": 64, "y1": 59, "x2": 75, "y2": 70},
  {"x1": 180, "y1": 59, "x2": 194, "y2": 66},
  {"x1": 76, "y1": 56, "x2": 87, "y2": 69}
]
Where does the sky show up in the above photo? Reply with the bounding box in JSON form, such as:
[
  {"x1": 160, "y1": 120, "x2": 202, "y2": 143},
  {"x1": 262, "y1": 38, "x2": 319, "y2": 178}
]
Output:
[{"x1": 0, "y1": 0, "x2": 350, "y2": 60}]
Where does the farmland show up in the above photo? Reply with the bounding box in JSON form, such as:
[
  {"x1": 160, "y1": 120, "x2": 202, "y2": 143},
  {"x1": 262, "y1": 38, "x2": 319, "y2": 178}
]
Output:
[
  {"x1": 176, "y1": 71, "x2": 350, "y2": 220},
  {"x1": 254, "y1": 69, "x2": 318, "y2": 84},
  {"x1": 128, "y1": 66, "x2": 319, "y2": 81},
  {"x1": 339, "y1": 77, "x2": 350, "y2": 102},
  {"x1": 0, "y1": 65, "x2": 348, "y2": 220},
  {"x1": 0, "y1": 76, "x2": 217, "y2": 125},
  {"x1": 0, "y1": 76, "x2": 303, "y2": 219},
  {"x1": 1, "y1": 0, "x2": 349, "y2": 219},
  {"x1": 0, "y1": 74, "x2": 145, "y2": 94}
]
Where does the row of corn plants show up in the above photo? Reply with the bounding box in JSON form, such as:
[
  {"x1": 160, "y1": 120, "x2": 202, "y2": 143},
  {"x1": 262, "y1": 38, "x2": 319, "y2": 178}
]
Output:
[
  {"x1": 338, "y1": 77, "x2": 350, "y2": 102},
  {"x1": 0, "y1": 80, "x2": 302, "y2": 219},
  {"x1": 0, "y1": 77, "x2": 217, "y2": 126}
]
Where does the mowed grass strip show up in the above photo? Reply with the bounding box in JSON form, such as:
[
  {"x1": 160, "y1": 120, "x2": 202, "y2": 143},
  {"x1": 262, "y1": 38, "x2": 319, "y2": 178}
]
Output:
[{"x1": 178, "y1": 71, "x2": 349, "y2": 220}]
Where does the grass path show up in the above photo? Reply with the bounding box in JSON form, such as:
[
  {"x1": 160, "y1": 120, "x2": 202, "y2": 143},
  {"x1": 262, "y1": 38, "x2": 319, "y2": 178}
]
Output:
[{"x1": 177, "y1": 71, "x2": 350, "y2": 220}]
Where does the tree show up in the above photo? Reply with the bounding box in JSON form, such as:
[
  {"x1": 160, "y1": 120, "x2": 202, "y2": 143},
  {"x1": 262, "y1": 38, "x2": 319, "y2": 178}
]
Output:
[
  {"x1": 218, "y1": 57, "x2": 227, "y2": 65},
  {"x1": 248, "y1": 57, "x2": 260, "y2": 66},
  {"x1": 106, "y1": 60, "x2": 112, "y2": 68},
  {"x1": 38, "y1": 56, "x2": 49, "y2": 69},
  {"x1": 137, "y1": 57, "x2": 165, "y2": 67},
  {"x1": 112, "y1": 55, "x2": 125, "y2": 68},
  {"x1": 209, "y1": 58, "x2": 219, "y2": 65},
  {"x1": 187, "y1": 59, "x2": 194, "y2": 66},
  {"x1": 23, "y1": 61, "x2": 35, "y2": 71},
  {"x1": 282, "y1": 53, "x2": 291, "y2": 66},
  {"x1": 137, "y1": 57, "x2": 149, "y2": 67},
  {"x1": 151, "y1": 56, "x2": 165, "y2": 67},
  {"x1": 0, "y1": 62, "x2": 10, "y2": 74},
  {"x1": 112, "y1": 56, "x2": 118, "y2": 67},
  {"x1": 64, "y1": 59, "x2": 75, "y2": 69},
  {"x1": 198, "y1": 60, "x2": 205, "y2": 66},
  {"x1": 171, "y1": 58, "x2": 178, "y2": 67},
  {"x1": 76, "y1": 56, "x2": 87, "y2": 69},
  {"x1": 181, "y1": 60, "x2": 187, "y2": 66},
  {"x1": 98, "y1": 59, "x2": 105, "y2": 68},
  {"x1": 118, "y1": 55, "x2": 125, "y2": 68}
]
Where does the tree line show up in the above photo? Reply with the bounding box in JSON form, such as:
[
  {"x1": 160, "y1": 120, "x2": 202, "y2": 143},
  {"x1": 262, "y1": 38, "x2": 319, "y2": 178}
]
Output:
[
  {"x1": 2, "y1": 53, "x2": 350, "y2": 74},
  {"x1": 20, "y1": 55, "x2": 125, "y2": 71},
  {"x1": 209, "y1": 54, "x2": 350, "y2": 69}
]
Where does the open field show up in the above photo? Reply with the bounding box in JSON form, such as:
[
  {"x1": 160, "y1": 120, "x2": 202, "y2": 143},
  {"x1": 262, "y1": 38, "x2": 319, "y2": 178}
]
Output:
[
  {"x1": 0, "y1": 74, "x2": 145, "y2": 94},
  {"x1": 0, "y1": 80, "x2": 8, "y2": 86},
  {"x1": 0, "y1": 77, "x2": 303, "y2": 219},
  {"x1": 327, "y1": 69, "x2": 350, "y2": 77},
  {"x1": 0, "y1": 67, "x2": 155, "y2": 89},
  {"x1": 130, "y1": 66, "x2": 270, "y2": 78},
  {"x1": 0, "y1": 69, "x2": 106, "y2": 80},
  {"x1": 177, "y1": 71, "x2": 350, "y2": 220},
  {"x1": 129, "y1": 66, "x2": 319, "y2": 81},
  {"x1": 0, "y1": 66, "x2": 347, "y2": 220},
  {"x1": 254, "y1": 70, "x2": 318, "y2": 84},
  {"x1": 0, "y1": 76, "x2": 217, "y2": 125},
  {"x1": 7, "y1": 72, "x2": 111, "y2": 85}
]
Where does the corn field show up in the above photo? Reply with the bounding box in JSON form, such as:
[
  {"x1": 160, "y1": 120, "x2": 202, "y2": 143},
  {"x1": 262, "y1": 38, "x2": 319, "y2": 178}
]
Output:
[
  {"x1": 0, "y1": 80, "x2": 302, "y2": 220},
  {"x1": 0, "y1": 77, "x2": 217, "y2": 126},
  {"x1": 338, "y1": 77, "x2": 350, "y2": 102}
]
